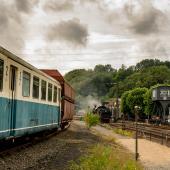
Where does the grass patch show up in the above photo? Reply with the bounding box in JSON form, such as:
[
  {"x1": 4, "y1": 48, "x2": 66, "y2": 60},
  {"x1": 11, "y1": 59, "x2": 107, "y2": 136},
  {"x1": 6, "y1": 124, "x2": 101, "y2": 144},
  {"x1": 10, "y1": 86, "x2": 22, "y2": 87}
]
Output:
[
  {"x1": 84, "y1": 113, "x2": 100, "y2": 129},
  {"x1": 114, "y1": 128, "x2": 133, "y2": 137},
  {"x1": 69, "y1": 144, "x2": 142, "y2": 170}
]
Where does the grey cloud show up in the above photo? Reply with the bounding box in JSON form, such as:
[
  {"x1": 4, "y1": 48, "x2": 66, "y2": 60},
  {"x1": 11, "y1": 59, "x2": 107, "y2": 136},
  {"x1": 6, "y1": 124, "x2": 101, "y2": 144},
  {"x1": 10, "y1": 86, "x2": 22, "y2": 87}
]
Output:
[
  {"x1": 140, "y1": 38, "x2": 169, "y2": 59},
  {"x1": 0, "y1": 2, "x2": 21, "y2": 30},
  {"x1": 79, "y1": 0, "x2": 99, "y2": 4},
  {"x1": 43, "y1": 0, "x2": 102, "y2": 13},
  {"x1": 44, "y1": 0, "x2": 74, "y2": 12},
  {"x1": 125, "y1": 1, "x2": 166, "y2": 35},
  {"x1": 46, "y1": 18, "x2": 88, "y2": 46},
  {"x1": 79, "y1": 0, "x2": 107, "y2": 11},
  {"x1": 0, "y1": 9, "x2": 8, "y2": 31},
  {"x1": 15, "y1": 0, "x2": 39, "y2": 13},
  {"x1": 0, "y1": 1, "x2": 27, "y2": 52}
]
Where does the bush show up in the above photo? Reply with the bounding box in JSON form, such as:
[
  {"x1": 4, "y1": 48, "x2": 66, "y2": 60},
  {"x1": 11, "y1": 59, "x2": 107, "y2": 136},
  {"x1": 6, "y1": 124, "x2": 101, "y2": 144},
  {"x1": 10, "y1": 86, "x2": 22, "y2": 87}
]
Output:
[{"x1": 84, "y1": 113, "x2": 99, "y2": 129}]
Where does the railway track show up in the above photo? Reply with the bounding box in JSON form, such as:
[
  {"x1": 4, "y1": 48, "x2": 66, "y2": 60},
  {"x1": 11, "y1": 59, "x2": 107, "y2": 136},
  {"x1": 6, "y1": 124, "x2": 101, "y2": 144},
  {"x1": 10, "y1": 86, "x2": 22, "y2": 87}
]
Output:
[
  {"x1": 109, "y1": 121, "x2": 170, "y2": 147},
  {"x1": 0, "y1": 124, "x2": 70, "y2": 156}
]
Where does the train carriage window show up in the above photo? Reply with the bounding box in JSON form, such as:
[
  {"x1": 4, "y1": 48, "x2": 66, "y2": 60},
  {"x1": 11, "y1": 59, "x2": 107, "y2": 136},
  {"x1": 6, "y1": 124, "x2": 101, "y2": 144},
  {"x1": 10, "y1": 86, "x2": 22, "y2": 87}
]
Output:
[
  {"x1": 41, "y1": 80, "x2": 47, "y2": 100},
  {"x1": 48, "y1": 83, "x2": 52, "y2": 101},
  {"x1": 53, "y1": 86, "x2": 57, "y2": 103},
  {"x1": 0, "y1": 59, "x2": 4, "y2": 91},
  {"x1": 22, "y1": 71, "x2": 30, "y2": 97},
  {"x1": 33, "y1": 76, "x2": 39, "y2": 99}
]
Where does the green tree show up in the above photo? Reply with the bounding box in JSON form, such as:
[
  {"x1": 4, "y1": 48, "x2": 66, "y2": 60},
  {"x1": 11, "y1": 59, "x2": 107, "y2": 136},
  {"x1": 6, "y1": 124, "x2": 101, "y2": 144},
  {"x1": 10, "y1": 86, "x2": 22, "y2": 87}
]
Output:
[
  {"x1": 135, "y1": 59, "x2": 162, "y2": 71},
  {"x1": 64, "y1": 60, "x2": 170, "y2": 111},
  {"x1": 94, "y1": 64, "x2": 116, "y2": 73},
  {"x1": 126, "y1": 88, "x2": 148, "y2": 118},
  {"x1": 144, "y1": 88, "x2": 154, "y2": 116},
  {"x1": 121, "y1": 91, "x2": 131, "y2": 116}
]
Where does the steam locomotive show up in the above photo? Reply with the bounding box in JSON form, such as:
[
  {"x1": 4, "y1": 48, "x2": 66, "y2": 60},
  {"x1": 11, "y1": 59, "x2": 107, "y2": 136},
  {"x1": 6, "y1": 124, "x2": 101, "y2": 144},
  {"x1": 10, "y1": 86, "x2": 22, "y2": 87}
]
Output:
[{"x1": 93, "y1": 105, "x2": 112, "y2": 123}]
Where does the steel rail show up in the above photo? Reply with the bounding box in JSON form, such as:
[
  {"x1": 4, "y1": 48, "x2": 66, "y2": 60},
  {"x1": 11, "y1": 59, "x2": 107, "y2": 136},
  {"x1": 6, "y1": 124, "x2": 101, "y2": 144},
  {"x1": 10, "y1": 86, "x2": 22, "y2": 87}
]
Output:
[{"x1": 109, "y1": 122, "x2": 170, "y2": 146}]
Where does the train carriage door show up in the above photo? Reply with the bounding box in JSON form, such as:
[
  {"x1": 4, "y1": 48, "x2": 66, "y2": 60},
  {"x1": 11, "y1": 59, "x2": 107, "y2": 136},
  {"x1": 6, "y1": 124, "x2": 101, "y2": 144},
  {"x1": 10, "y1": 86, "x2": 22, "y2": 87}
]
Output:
[{"x1": 9, "y1": 65, "x2": 17, "y2": 136}]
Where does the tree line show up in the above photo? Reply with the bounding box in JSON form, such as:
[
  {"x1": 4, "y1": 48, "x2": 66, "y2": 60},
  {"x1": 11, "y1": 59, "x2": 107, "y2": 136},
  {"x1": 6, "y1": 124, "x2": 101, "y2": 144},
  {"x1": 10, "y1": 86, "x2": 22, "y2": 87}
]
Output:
[{"x1": 65, "y1": 59, "x2": 170, "y2": 111}]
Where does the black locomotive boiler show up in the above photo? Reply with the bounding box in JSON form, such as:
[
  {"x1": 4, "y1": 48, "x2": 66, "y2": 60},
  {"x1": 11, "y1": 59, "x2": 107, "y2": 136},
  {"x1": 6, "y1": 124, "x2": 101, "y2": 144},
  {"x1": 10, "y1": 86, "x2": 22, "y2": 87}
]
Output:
[{"x1": 95, "y1": 105, "x2": 112, "y2": 123}]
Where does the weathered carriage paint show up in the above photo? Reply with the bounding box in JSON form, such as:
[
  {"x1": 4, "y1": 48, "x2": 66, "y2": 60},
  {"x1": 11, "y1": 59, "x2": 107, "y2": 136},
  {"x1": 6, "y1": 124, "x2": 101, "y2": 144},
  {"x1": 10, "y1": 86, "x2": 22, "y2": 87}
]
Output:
[
  {"x1": 0, "y1": 96, "x2": 60, "y2": 139},
  {"x1": 14, "y1": 99, "x2": 60, "y2": 136}
]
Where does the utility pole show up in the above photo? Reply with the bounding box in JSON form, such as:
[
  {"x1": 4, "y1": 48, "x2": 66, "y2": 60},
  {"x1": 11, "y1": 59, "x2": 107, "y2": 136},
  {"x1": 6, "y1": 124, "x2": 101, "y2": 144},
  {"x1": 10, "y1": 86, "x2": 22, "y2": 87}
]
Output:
[{"x1": 134, "y1": 105, "x2": 140, "y2": 161}]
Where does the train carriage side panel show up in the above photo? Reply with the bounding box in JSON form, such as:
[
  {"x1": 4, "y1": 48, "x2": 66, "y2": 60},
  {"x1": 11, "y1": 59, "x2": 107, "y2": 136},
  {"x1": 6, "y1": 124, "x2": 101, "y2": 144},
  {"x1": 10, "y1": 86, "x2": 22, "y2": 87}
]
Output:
[
  {"x1": 41, "y1": 70, "x2": 75, "y2": 102},
  {"x1": 0, "y1": 54, "x2": 11, "y2": 139},
  {"x1": 62, "y1": 100, "x2": 75, "y2": 121},
  {"x1": 64, "y1": 82, "x2": 72, "y2": 100},
  {"x1": 14, "y1": 67, "x2": 61, "y2": 136},
  {"x1": 0, "y1": 47, "x2": 62, "y2": 139},
  {"x1": 40, "y1": 70, "x2": 75, "y2": 122},
  {"x1": 71, "y1": 89, "x2": 75, "y2": 102}
]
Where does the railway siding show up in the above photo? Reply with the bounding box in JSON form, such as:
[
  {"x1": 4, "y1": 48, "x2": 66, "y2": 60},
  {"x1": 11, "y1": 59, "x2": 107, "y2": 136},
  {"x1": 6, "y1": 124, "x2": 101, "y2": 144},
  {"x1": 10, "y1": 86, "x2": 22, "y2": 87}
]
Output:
[
  {"x1": 89, "y1": 122, "x2": 170, "y2": 169},
  {"x1": 110, "y1": 122, "x2": 170, "y2": 147}
]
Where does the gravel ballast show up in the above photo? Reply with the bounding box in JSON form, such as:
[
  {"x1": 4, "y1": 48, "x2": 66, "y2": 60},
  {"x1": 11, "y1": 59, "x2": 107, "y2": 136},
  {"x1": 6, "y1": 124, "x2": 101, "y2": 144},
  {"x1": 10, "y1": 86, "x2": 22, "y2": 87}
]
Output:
[{"x1": 0, "y1": 123, "x2": 101, "y2": 170}]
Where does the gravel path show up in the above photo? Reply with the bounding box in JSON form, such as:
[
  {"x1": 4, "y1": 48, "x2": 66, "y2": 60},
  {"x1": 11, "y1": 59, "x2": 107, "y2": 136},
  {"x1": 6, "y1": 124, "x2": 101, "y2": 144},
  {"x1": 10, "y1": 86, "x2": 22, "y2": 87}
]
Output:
[
  {"x1": 74, "y1": 121, "x2": 170, "y2": 170},
  {"x1": 0, "y1": 122, "x2": 101, "y2": 170}
]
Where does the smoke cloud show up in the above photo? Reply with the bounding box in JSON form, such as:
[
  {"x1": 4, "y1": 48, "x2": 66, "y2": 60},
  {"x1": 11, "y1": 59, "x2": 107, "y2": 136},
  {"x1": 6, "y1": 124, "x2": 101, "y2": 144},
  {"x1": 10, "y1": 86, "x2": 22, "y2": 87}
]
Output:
[
  {"x1": 46, "y1": 18, "x2": 88, "y2": 46},
  {"x1": 78, "y1": 95, "x2": 101, "y2": 112}
]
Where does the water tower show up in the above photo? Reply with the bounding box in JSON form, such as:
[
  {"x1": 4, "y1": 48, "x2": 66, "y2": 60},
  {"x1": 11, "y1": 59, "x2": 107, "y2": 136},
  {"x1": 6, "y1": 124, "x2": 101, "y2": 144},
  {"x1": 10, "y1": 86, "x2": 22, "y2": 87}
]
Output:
[{"x1": 152, "y1": 86, "x2": 170, "y2": 123}]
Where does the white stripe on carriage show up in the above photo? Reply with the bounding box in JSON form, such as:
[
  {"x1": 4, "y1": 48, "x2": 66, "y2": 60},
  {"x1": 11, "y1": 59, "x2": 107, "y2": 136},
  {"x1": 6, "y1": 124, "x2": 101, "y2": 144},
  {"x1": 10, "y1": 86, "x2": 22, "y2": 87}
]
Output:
[
  {"x1": 0, "y1": 129, "x2": 10, "y2": 133},
  {"x1": 0, "y1": 123, "x2": 59, "y2": 134}
]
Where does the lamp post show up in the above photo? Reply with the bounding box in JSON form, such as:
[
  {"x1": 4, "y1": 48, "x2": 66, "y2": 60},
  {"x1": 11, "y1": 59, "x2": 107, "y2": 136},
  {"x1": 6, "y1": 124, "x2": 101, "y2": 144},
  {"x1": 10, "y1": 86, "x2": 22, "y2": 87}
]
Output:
[{"x1": 134, "y1": 105, "x2": 140, "y2": 161}]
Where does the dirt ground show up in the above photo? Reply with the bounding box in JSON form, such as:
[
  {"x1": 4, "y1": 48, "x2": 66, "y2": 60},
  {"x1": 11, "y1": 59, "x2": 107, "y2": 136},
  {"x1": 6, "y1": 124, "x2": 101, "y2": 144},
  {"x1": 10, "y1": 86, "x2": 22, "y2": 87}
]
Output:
[
  {"x1": 86, "y1": 122, "x2": 170, "y2": 170},
  {"x1": 0, "y1": 122, "x2": 103, "y2": 170}
]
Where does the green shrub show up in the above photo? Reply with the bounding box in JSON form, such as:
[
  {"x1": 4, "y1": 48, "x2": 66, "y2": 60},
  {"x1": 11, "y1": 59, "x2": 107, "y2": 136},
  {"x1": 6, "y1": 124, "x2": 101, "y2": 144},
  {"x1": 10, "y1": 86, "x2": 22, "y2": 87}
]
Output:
[
  {"x1": 70, "y1": 144, "x2": 142, "y2": 170},
  {"x1": 84, "y1": 113, "x2": 99, "y2": 129}
]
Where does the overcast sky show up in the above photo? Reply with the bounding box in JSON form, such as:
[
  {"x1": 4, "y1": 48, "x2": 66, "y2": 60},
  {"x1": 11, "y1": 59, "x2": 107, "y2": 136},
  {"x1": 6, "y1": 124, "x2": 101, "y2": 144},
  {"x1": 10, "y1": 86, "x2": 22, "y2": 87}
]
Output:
[{"x1": 1, "y1": 0, "x2": 170, "y2": 74}]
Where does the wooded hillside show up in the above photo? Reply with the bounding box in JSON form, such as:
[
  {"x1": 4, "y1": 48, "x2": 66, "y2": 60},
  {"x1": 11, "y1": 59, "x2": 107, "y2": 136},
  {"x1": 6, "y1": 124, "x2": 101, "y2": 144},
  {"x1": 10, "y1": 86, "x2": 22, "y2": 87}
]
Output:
[{"x1": 64, "y1": 59, "x2": 170, "y2": 109}]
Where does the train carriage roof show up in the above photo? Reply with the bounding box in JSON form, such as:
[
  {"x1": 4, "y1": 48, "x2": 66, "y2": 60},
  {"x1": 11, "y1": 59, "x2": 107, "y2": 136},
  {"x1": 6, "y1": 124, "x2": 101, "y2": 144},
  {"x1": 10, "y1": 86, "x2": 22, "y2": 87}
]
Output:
[
  {"x1": 41, "y1": 69, "x2": 75, "y2": 92},
  {"x1": 0, "y1": 46, "x2": 61, "y2": 86}
]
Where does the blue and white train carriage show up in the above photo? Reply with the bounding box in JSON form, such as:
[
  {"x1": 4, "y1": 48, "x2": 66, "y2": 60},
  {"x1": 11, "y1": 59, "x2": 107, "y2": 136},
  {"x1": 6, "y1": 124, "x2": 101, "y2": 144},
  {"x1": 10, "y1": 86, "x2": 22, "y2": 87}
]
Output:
[{"x1": 0, "y1": 46, "x2": 61, "y2": 140}]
